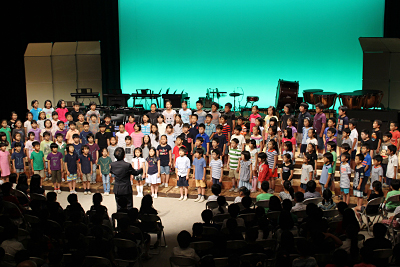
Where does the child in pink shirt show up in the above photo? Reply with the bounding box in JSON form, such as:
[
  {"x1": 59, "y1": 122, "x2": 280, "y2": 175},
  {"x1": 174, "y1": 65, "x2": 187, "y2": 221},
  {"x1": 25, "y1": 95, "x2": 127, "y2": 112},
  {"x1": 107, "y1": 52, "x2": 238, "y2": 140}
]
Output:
[
  {"x1": 55, "y1": 100, "x2": 68, "y2": 122},
  {"x1": 130, "y1": 124, "x2": 144, "y2": 147},
  {"x1": 125, "y1": 115, "x2": 136, "y2": 135},
  {"x1": 249, "y1": 105, "x2": 261, "y2": 134}
]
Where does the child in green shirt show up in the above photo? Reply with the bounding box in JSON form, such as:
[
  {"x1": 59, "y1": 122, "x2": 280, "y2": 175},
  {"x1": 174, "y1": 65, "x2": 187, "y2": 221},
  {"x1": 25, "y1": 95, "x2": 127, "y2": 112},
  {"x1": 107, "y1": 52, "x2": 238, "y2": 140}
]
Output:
[
  {"x1": 326, "y1": 141, "x2": 337, "y2": 196},
  {"x1": 40, "y1": 131, "x2": 53, "y2": 181},
  {"x1": 98, "y1": 148, "x2": 112, "y2": 195},
  {"x1": 256, "y1": 181, "x2": 273, "y2": 212},
  {"x1": 385, "y1": 179, "x2": 400, "y2": 211},
  {"x1": 30, "y1": 141, "x2": 45, "y2": 186}
]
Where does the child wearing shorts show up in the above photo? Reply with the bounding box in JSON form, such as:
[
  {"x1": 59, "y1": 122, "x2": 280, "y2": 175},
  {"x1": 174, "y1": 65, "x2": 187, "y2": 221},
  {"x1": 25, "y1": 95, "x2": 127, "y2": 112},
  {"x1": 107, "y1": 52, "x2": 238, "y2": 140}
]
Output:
[
  {"x1": 47, "y1": 143, "x2": 63, "y2": 193},
  {"x1": 175, "y1": 147, "x2": 191, "y2": 201},
  {"x1": 78, "y1": 145, "x2": 93, "y2": 195},
  {"x1": 65, "y1": 144, "x2": 79, "y2": 194},
  {"x1": 193, "y1": 148, "x2": 207, "y2": 202}
]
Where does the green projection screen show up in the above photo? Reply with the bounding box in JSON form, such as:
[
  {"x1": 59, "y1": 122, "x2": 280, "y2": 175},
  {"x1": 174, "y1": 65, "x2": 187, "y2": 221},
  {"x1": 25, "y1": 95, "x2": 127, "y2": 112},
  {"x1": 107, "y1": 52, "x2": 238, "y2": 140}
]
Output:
[{"x1": 119, "y1": 0, "x2": 384, "y2": 109}]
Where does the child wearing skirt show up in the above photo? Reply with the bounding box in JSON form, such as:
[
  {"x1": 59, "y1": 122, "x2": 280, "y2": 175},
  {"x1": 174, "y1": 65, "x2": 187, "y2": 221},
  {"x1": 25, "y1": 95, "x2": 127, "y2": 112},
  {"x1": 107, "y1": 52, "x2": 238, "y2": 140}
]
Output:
[
  {"x1": 132, "y1": 147, "x2": 146, "y2": 197},
  {"x1": 237, "y1": 151, "x2": 253, "y2": 191},
  {"x1": 145, "y1": 148, "x2": 161, "y2": 198}
]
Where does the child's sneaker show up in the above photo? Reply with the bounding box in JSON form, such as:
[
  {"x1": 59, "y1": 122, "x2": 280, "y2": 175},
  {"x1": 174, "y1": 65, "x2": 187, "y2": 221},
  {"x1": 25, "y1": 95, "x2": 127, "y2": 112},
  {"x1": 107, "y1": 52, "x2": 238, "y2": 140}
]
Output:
[
  {"x1": 199, "y1": 196, "x2": 205, "y2": 202},
  {"x1": 194, "y1": 195, "x2": 201, "y2": 202},
  {"x1": 87, "y1": 191, "x2": 92, "y2": 195},
  {"x1": 131, "y1": 180, "x2": 133, "y2": 185},
  {"x1": 234, "y1": 188, "x2": 239, "y2": 193},
  {"x1": 229, "y1": 187, "x2": 235, "y2": 192},
  {"x1": 164, "y1": 183, "x2": 169, "y2": 188},
  {"x1": 178, "y1": 196, "x2": 183, "y2": 201},
  {"x1": 154, "y1": 194, "x2": 157, "y2": 199},
  {"x1": 174, "y1": 186, "x2": 179, "y2": 189},
  {"x1": 58, "y1": 189, "x2": 62, "y2": 194},
  {"x1": 84, "y1": 191, "x2": 88, "y2": 195},
  {"x1": 104, "y1": 192, "x2": 109, "y2": 196},
  {"x1": 62, "y1": 178, "x2": 65, "y2": 182},
  {"x1": 183, "y1": 195, "x2": 187, "y2": 201},
  {"x1": 159, "y1": 183, "x2": 164, "y2": 188}
]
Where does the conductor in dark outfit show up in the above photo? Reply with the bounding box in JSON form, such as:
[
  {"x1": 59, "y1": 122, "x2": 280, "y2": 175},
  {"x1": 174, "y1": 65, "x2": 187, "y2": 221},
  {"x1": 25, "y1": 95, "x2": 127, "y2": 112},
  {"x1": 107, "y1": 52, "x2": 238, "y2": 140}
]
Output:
[{"x1": 110, "y1": 147, "x2": 141, "y2": 211}]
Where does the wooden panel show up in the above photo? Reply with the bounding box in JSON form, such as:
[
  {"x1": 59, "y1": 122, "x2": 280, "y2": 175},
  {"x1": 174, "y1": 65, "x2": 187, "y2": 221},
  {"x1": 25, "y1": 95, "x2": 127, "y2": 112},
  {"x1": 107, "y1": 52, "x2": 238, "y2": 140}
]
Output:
[
  {"x1": 24, "y1": 56, "x2": 52, "y2": 83},
  {"x1": 76, "y1": 41, "x2": 100, "y2": 55},
  {"x1": 25, "y1": 83, "x2": 53, "y2": 110},
  {"x1": 52, "y1": 42, "x2": 77, "y2": 56},
  {"x1": 53, "y1": 81, "x2": 77, "y2": 103},
  {"x1": 24, "y1": 43, "x2": 52, "y2": 56}
]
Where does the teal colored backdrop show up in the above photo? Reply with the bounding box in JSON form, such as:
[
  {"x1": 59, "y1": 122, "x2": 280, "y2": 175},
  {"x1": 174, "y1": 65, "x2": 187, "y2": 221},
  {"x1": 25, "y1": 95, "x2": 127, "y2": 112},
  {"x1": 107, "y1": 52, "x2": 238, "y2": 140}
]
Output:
[{"x1": 119, "y1": 0, "x2": 384, "y2": 109}]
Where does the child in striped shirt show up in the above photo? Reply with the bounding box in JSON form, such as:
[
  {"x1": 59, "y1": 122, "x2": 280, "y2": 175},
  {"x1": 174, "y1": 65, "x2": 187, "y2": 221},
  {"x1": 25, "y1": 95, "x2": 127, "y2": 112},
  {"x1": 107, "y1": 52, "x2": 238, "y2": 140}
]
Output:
[
  {"x1": 210, "y1": 149, "x2": 224, "y2": 185},
  {"x1": 266, "y1": 139, "x2": 279, "y2": 193},
  {"x1": 228, "y1": 138, "x2": 241, "y2": 192}
]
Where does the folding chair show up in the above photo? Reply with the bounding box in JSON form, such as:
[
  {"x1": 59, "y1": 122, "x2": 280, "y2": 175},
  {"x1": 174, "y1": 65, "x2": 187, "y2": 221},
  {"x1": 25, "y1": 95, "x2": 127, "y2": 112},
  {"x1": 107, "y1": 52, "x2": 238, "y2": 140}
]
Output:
[
  {"x1": 266, "y1": 211, "x2": 281, "y2": 221},
  {"x1": 255, "y1": 200, "x2": 269, "y2": 208},
  {"x1": 373, "y1": 249, "x2": 392, "y2": 260},
  {"x1": 386, "y1": 213, "x2": 400, "y2": 245},
  {"x1": 214, "y1": 257, "x2": 229, "y2": 267},
  {"x1": 139, "y1": 214, "x2": 167, "y2": 253},
  {"x1": 13, "y1": 189, "x2": 30, "y2": 206},
  {"x1": 358, "y1": 196, "x2": 384, "y2": 235},
  {"x1": 302, "y1": 197, "x2": 323, "y2": 206},
  {"x1": 202, "y1": 226, "x2": 219, "y2": 236},
  {"x1": 30, "y1": 257, "x2": 46, "y2": 267},
  {"x1": 18, "y1": 228, "x2": 31, "y2": 247},
  {"x1": 240, "y1": 253, "x2": 267, "y2": 266},
  {"x1": 292, "y1": 210, "x2": 308, "y2": 220},
  {"x1": 169, "y1": 256, "x2": 198, "y2": 267},
  {"x1": 256, "y1": 239, "x2": 277, "y2": 252},
  {"x1": 83, "y1": 256, "x2": 112, "y2": 267},
  {"x1": 323, "y1": 209, "x2": 339, "y2": 219},
  {"x1": 45, "y1": 220, "x2": 63, "y2": 240},
  {"x1": 2, "y1": 253, "x2": 15, "y2": 267},
  {"x1": 384, "y1": 195, "x2": 400, "y2": 216},
  {"x1": 30, "y1": 193, "x2": 46, "y2": 201},
  {"x1": 226, "y1": 240, "x2": 247, "y2": 250},
  {"x1": 238, "y1": 213, "x2": 255, "y2": 227},
  {"x1": 190, "y1": 241, "x2": 214, "y2": 256},
  {"x1": 314, "y1": 254, "x2": 331, "y2": 267},
  {"x1": 113, "y1": 238, "x2": 140, "y2": 267},
  {"x1": 206, "y1": 201, "x2": 227, "y2": 210},
  {"x1": 111, "y1": 212, "x2": 129, "y2": 230},
  {"x1": 213, "y1": 213, "x2": 231, "y2": 224}
]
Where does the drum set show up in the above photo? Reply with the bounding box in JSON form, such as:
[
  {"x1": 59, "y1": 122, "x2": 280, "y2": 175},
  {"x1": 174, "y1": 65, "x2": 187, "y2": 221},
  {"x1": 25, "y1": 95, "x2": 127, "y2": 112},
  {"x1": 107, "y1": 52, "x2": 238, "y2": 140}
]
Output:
[{"x1": 302, "y1": 89, "x2": 383, "y2": 109}]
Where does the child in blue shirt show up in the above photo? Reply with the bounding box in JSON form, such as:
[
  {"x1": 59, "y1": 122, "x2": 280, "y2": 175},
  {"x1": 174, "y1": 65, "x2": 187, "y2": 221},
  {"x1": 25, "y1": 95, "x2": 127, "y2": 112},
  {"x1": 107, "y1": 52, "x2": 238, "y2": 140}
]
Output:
[
  {"x1": 319, "y1": 152, "x2": 334, "y2": 192},
  {"x1": 196, "y1": 124, "x2": 210, "y2": 156},
  {"x1": 361, "y1": 143, "x2": 372, "y2": 197},
  {"x1": 193, "y1": 148, "x2": 207, "y2": 202}
]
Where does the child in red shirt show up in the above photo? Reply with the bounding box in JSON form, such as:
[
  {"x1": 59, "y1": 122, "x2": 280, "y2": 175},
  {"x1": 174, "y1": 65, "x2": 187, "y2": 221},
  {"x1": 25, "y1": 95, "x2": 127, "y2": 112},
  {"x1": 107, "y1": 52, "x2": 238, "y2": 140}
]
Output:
[
  {"x1": 249, "y1": 105, "x2": 261, "y2": 134},
  {"x1": 390, "y1": 121, "x2": 400, "y2": 150},
  {"x1": 257, "y1": 152, "x2": 269, "y2": 189}
]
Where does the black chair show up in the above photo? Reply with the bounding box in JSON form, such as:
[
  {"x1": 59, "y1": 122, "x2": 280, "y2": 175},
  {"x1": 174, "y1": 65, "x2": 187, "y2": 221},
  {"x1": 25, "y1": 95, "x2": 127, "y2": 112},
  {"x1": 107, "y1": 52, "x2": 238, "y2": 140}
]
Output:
[
  {"x1": 240, "y1": 253, "x2": 268, "y2": 266},
  {"x1": 113, "y1": 238, "x2": 140, "y2": 266},
  {"x1": 358, "y1": 196, "x2": 384, "y2": 235},
  {"x1": 83, "y1": 256, "x2": 112, "y2": 267},
  {"x1": 226, "y1": 240, "x2": 247, "y2": 250},
  {"x1": 169, "y1": 256, "x2": 198, "y2": 267},
  {"x1": 202, "y1": 226, "x2": 219, "y2": 236},
  {"x1": 302, "y1": 197, "x2": 323, "y2": 206},
  {"x1": 323, "y1": 209, "x2": 339, "y2": 219},
  {"x1": 206, "y1": 201, "x2": 227, "y2": 210},
  {"x1": 30, "y1": 193, "x2": 46, "y2": 201},
  {"x1": 213, "y1": 214, "x2": 231, "y2": 224},
  {"x1": 139, "y1": 214, "x2": 167, "y2": 254},
  {"x1": 111, "y1": 212, "x2": 129, "y2": 230},
  {"x1": 214, "y1": 257, "x2": 229, "y2": 267},
  {"x1": 256, "y1": 239, "x2": 277, "y2": 252},
  {"x1": 255, "y1": 200, "x2": 269, "y2": 208}
]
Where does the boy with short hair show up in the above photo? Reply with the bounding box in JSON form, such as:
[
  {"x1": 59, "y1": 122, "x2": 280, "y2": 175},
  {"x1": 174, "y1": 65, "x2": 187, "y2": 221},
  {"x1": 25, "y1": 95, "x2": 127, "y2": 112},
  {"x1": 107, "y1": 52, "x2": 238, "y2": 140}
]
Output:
[
  {"x1": 314, "y1": 103, "x2": 326, "y2": 156},
  {"x1": 220, "y1": 115, "x2": 231, "y2": 164},
  {"x1": 30, "y1": 141, "x2": 45, "y2": 185},
  {"x1": 86, "y1": 102, "x2": 100, "y2": 123},
  {"x1": 70, "y1": 102, "x2": 81, "y2": 122},
  {"x1": 386, "y1": 145, "x2": 398, "y2": 187},
  {"x1": 193, "y1": 148, "x2": 207, "y2": 202},
  {"x1": 66, "y1": 121, "x2": 79, "y2": 144},
  {"x1": 237, "y1": 116, "x2": 247, "y2": 136},
  {"x1": 41, "y1": 131, "x2": 53, "y2": 181},
  {"x1": 196, "y1": 124, "x2": 210, "y2": 156},
  {"x1": 384, "y1": 179, "x2": 400, "y2": 211},
  {"x1": 214, "y1": 125, "x2": 227, "y2": 158},
  {"x1": 340, "y1": 152, "x2": 351, "y2": 205},
  {"x1": 380, "y1": 132, "x2": 393, "y2": 187},
  {"x1": 78, "y1": 145, "x2": 92, "y2": 194},
  {"x1": 172, "y1": 136, "x2": 185, "y2": 165},
  {"x1": 370, "y1": 155, "x2": 383, "y2": 190},
  {"x1": 175, "y1": 147, "x2": 191, "y2": 201},
  {"x1": 65, "y1": 112, "x2": 74, "y2": 130},
  {"x1": 336, "y1": 105, "x2": 349, "y2": 148},
  {"x1": 65, "y1": 144, "x2": 79, "y2": 193},
  {"x1": 55, "y1": 133, "x2": 67, "y2": 182},
  {"x1": 89, "y1": 114, "x2": 100, "y2": 135},
  {"x1": 211, "y1": 138, "x2": 222, "y2": 159},
  {"x1": 256, "y1": 181, "x2": 273, "y2": 212},
  {"x1": 195, "y1": 100, "x2": 207, "y2": 125},
  {"x1": 103, "y1": 114, "x2": 115, "y2": 139},
  {"x1": 371, "y1": 120, "x2": 382, "y2": 156},
  {"x1": 349, "y1": 119, "x2": 359, "y2": 169},
  {"x1": 297, "y1": 102, "x2": 311, "y2": 147},
  {"x1": 76, "y1": 113, "x2": 85, "y2": 133},
  {"x1": 189, "y1": 114, "x2": 199, "y2": 137},
  {"x1": 54, "y1": 121, "x2": 67, "y2": 142},
  {"x1": 87, "y1": 133, "x2": 99, "y2": 184},
  {"x1": 204, "y1": 114, "x2": 216, "y2": 139},
  {"x1": 210, "y1": 149, "x2": 223, "y2": 185},
  {"x1": 192, "y1": 137, "x2": 206, "y2": 161},
  {"x1": 47, "y1": 143, "x2": 63, "y2": 193},
  {"x1": 80, "y1": 122, "x2": 92, "y2": 145},
  {"x1": 325, "y1": 128, "x2": 337, "y2": 152},
  {"x1": 228, "y1": 138, "x2": 241, "y2": 192},
  {"x1": 341, "y1": 128, "x2": 352, "y2": 149},
  {"x1": 389, "y1": 121, "x2": 400, "y2": 150},
  {"x1": 179, "y1": 101, "x2": 191, "y2": 124},
  {"x1": 95, "y1": 123, "x2": 110, "y2": 150},
  {"x1": 11, "y1": 142, "x2": 26, "y2": 178},
  {"x1": 224, "y1": 103, "x2": 236, "y2": 133},
  {"x1": 72, "y1": 134, "x2": 82, "y2": 157},
  {"x1": 209, "y1": 102, "x2": 221, "y2": 126},
  {"x1": 361, "y1": 143, "x2": 372, "y2": 197},
  {"x1": 178, "y1": 124, "x2": 194, "y2": 157},
  {"x1": 319, "y1": 152, "x2": 333, "y2": 192},
  {"x1": 361, "y1": 129, "x2": 373, "y2": 158},
  {"x1": 326, "y1": 141, "x2": 337, "y2": 195},
  {"x1": 353, "y1": 153, "x2": 366, "y2": 207},
  {"x1": 231, "y1": 126, "x2": 246, "y2": 151}
]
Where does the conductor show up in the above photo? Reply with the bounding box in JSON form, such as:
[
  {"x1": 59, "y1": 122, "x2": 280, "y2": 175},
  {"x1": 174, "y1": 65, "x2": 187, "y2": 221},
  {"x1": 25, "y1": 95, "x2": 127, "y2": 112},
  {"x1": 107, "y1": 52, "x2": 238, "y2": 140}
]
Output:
[{"x1": 110, "y1": 147, "x2": 141, "y2": 211}]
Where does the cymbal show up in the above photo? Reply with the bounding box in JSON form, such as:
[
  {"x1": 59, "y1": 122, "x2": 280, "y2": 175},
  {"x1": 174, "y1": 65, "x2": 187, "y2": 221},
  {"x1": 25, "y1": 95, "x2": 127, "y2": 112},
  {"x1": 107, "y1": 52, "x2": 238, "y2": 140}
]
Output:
[{"x1": 229, "y1": 93, "x2": 242, "y2": 97}]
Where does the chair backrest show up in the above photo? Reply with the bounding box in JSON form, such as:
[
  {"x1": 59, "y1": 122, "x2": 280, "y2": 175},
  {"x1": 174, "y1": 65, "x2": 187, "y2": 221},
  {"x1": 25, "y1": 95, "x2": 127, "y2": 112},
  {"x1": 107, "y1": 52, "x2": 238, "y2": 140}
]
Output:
[
  {"x1": 113, "y1": 238, "x2": 137, "y2": 249},
  {"x1": 202, "y1": 226, "x2": 219, "y2": 236},
  {"x1": 373, "y1": 248, "x2": 392, "y2": 259},
  {"x1": 111, "y1": 212, "x2": 129, "y2": 229},
  {"x1": 13, "y1": 189, "x2": 30, "y2": 203},
  {"x1": 3, "y1": 200, "x2": 21, "y2": 213},
  {"x1": 169, "y1": 256, "x2": 198, "y2": 267},
  {"x1": 213, "y1": 213, "x2": 231, "y2": 223},
  {"x1": 322, "y1": 209, "x2": 339, "y2": 219},
  {"x1": 129, "y1": 225, "x2": 144, "y2": 243},
  {"x1": 357, "y1": 234, "x2": 365, "y2": 242},
  {"x1": 266, "y1": 211, "x2": 281, "y2": 221},
  {"x1": 214, "y1": 257, "x2": 229, "y2": 267},
  {"x1": 386, "y1": 194, "x2": 400, "y2": 206},
  {"x1": 226, "y1": 240, "x2": 247, "y2": 250},
  {"x1": 238, "y1": 213, "x2": 255, "y2": 223},
  {"x1": 30, "y1": 257, "x2": 45, "y2": 266},
  {"x1": 303, "y1": 197, "x2": 323, "y2": 206},
  {"x1": 256, "y1": 239, "x2": 277, "y2": 251},
  {"x1": 83, "y1": 256, "x2": 112, "y2": 267},
  {"x1": 30, "y1": 193, "x2": 46, "y2": 201},
  {"x1": 190, "y1": 241, "x2": 214, "y2": 251},
  {"x1": 24, "y1": 214, "x2": 40, "y2": 224},
  {"x1": 366, "y1": 196, "x2": 385, "y2": 207},
  {"x1": 255, "y1": 200, "x2": 269, "y2": 208},
  {"x1": 206, "y1": 201, "x2": 227, "y2": 210},
  {"x1": 293, "y1": 210, "x2": 308, "y2": 219},
  {"x1": 139, "y1": 214, "x2": 162, "y2": 224},
  {"x1": 240, "y1": 253, "x2": 267, "y2": 265}
]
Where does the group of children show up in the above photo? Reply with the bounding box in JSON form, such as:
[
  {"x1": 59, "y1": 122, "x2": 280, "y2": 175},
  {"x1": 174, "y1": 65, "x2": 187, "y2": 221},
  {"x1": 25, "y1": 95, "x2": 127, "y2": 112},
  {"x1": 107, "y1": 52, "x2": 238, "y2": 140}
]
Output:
[{"x1": 1, "y1": 98, "x2": 400, "y2": 208}]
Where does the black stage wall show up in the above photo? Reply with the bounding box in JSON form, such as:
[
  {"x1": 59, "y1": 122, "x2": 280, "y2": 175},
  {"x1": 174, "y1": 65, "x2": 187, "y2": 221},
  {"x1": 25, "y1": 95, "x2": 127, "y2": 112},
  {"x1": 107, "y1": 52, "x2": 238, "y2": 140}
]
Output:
[{"x1": 3, "y1": 0, "x2": 400, "y2": 120}]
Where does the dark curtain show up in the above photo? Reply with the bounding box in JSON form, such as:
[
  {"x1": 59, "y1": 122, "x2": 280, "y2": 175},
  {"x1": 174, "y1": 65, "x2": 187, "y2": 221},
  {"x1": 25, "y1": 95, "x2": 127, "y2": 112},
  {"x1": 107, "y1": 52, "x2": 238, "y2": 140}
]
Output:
[
  {"x1": 384, "y1": 0, "x2": 400, "y2": 38},
  {"x1": 3, "y1": 0, "x2": 120, "y2": 119}
]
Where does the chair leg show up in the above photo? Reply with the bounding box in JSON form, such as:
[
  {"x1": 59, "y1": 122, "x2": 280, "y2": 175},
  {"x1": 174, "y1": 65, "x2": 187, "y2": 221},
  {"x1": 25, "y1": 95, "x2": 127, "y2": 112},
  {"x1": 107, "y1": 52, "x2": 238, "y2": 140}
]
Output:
[{"x1": 162, "y1": 230, "x2": 167, "y2": 248}]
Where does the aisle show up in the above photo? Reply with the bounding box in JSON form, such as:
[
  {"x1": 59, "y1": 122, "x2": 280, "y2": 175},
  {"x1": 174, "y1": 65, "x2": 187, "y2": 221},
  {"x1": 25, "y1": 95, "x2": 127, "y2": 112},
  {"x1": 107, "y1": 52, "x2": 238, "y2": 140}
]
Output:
[{"x1": 56, "y1": 191, "x2": 207, "y2": 266}]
